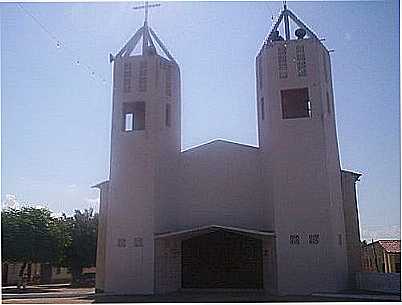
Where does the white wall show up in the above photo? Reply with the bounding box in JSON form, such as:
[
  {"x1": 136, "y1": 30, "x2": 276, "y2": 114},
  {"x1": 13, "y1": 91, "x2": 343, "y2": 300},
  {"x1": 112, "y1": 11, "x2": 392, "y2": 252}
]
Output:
[
  {"x1": 177, "y1": 140, "x2": 274, "y2": 232},
  {"x1": 104, "y1": 53, "x2": 181, "y2": 295},
  {"x1": 257, "y1": 38, "x2": 348, "y2": 295}
]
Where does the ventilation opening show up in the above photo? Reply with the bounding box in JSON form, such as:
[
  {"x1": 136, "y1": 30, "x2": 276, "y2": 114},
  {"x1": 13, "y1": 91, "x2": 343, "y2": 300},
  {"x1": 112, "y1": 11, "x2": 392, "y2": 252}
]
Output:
[
  {"x1": 281, "y1": 88, "x2": 311, "y2": 119},
  {"x1": 122, "y1": 102, "x2": 145, "y2": 131},
  {"x1": 123, "y1": 62, "x2": 132, "y2": 93}
]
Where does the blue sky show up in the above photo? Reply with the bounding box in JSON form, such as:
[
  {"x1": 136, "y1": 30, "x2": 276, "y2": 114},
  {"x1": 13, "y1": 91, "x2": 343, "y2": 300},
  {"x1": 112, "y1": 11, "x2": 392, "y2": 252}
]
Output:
[{"x1": 1, "y1": 1, "x2": 400, "y2": 240}]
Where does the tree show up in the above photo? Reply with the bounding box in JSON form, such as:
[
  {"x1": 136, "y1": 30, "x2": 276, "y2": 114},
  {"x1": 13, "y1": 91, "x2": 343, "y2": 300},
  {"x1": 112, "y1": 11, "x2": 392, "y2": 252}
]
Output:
[
  {"x1": 1, "y1": 207, "x2": 70, "y2": 284},
  {"x1": 64, "y1": 208, "x2": 98, "y2": 283}
]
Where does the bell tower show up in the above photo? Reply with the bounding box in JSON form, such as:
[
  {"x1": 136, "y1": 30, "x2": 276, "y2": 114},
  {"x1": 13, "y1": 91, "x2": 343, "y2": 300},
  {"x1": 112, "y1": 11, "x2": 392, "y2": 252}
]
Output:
[
  {"x1": 256, "y1": 4, "x2": 349, "y2": 295},
  {"x1": 103, "y1": 3, "x2": 180, "y2": 294}
]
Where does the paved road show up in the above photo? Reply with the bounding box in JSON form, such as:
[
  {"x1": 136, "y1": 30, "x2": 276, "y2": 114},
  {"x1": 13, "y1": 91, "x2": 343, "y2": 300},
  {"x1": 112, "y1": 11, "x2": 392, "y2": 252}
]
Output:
[
  {"x1": 2, "y1": 286, "x2": 399, "y2": 303},
  {"x1": 2, "y1": 296, "x2": 94, "y2": 304},
  {"x1": 2, "y1": 284, "x2": 94, "y2": 304}
]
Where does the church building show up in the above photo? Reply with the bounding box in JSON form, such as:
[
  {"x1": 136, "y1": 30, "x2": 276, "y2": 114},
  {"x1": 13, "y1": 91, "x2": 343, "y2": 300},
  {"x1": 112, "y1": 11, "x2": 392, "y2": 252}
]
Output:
[{"x1": 94, "y1": 3, "x2": 363, "y2": 296}]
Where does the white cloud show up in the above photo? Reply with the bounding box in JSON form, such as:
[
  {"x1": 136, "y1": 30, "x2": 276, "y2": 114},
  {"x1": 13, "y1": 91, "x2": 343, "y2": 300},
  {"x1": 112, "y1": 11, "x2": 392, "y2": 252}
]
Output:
[
  {"x1": 361, "y1": 224, "x2": 401, "y2": 241},
  {"x1": 67, "y1": 184, "x2": 78, "y2": 192},
  {"x1": 1, "y1": 194, "x2": 50, "y2": 211},
  {"x1": 84, "y1": 196, "x2": 100, "y2": 211},
  {"x1": 2, "y1": 194, "x2": 20, "y2": 209}
]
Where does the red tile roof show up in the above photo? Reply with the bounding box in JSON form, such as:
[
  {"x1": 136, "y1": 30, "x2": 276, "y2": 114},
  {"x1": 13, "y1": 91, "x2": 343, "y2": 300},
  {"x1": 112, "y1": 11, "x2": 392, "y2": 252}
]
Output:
[{"x1": 378, "y1": 240, "x2": 400, "y2": 253}]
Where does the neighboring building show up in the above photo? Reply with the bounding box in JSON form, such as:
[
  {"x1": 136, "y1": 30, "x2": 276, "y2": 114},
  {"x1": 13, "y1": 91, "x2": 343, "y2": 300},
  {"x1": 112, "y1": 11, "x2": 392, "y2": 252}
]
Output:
[
  {"x1": 362, "y1": 240, "x2": 401, "y2": 273},
  {"x1": 2, "y1": 262, "x2": 71, "y2": 286},
  {"x1": 1, "y1": 263, "x2": 96, "y2": 286},
  {"x1": 94, "y1": 4, "x2": 363, "y2": 296}
]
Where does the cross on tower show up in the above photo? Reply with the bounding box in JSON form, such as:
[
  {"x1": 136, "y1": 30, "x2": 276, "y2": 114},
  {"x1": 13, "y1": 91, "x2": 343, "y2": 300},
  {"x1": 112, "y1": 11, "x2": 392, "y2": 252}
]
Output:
[{"x1": 133, "y1": 1, "x2": 161, "y2": 25}]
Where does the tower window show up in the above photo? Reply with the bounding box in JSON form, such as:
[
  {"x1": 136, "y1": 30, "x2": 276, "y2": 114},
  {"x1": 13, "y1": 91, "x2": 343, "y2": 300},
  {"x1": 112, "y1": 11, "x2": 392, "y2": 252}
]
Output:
[
  {"x1": 261, "y1": 97, "x2": 265, "y2": 120},
  {"x1": 122, "y1": 102, "x2": 145, "y2": 131},
  {"x1": 258, "y1": 56, "x2": 263, "y2": 89},
  {"x1": 277, "y1": 45, "x2": 288, "y2": 79},
  {"x1": 123, "y1": 62, "x2": 132, "y2": 93},
  {"x1": 139, "y1": 61, "x2": 147, "y2": 92},
  {"x1": 326, "y1": 91, "x2": 331, "y2": 114},
  {"x1": 165, "y1": 103, "x2": 171, "y2": 127},
  {"x1": 165, "y1": 65, "x2": 172, "y2": 97},
  {"x1": 296, "y1": 45, "x2": 306, "y2": 77},
  {"x1": 281, "y1": 87, "x2": 311, "y2": 119},
  {"x1": 323, "y1": 51, "x2": 329, "y2": 82},
  {"x1": 124, "y1": 78, "x2": 131, "y2": 93},
  {"x1": 124, "y1": 113, "x2": 134, "y2": 131}
]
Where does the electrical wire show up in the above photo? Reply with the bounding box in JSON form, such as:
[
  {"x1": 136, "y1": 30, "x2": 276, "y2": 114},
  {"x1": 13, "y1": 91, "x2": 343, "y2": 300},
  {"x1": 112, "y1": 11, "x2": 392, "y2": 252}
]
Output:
[{"x1": 16, "y1": 3, "x2": 109, "y2": 86}]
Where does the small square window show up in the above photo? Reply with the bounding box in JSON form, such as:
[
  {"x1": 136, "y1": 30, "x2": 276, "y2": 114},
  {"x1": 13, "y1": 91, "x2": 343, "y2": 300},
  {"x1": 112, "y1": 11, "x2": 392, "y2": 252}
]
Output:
[
  {"x1": 117, "y1": 238, "x2": 126, "y2": 248},
  {"x1": 281, "y1": 87, "x2": 311, "y2": 119},
  {"x1": 290, "y1": 234, "x2": 300, "y2": 245},
  {"x1": 308, "y1": 234, "x2": 319, "y2": 245},
  {"x1": 134, "y1": 237, "x2": 143, "y2": 247}
]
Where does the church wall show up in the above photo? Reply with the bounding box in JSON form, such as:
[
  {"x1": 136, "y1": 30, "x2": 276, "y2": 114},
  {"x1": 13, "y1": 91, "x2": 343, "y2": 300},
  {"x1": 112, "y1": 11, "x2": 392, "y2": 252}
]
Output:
[
  {"x1": 177, "y1": 140, "x2": 274, "y2": 232},
  {"x1": 341, "y1": 171, "x2": 362, "y2": 289},
  {"x1": 95, "y1": 182, "x2": 109, "y2": 292},
  {"x1": 257, "y1": 38, "x2": 348, "y2": 295},
  {"x1": 105, "y1": 55, "x2": 156, "y2": 294},
  {"x1": 153, "y1": 58, "x2": 181, "y2": 234},
  {"x1": 104, "y1": 53, "x2": 181, "y2": 294},
  {"x1": 319, "y1": 47, "x2": 349, "y2": 291}
]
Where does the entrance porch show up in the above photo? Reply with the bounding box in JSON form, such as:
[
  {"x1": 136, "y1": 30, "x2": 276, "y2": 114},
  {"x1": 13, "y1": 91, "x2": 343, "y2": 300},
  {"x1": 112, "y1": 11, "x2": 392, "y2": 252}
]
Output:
[{"x1": 154, "y1": 225, "x2": 276, "y2": 294}]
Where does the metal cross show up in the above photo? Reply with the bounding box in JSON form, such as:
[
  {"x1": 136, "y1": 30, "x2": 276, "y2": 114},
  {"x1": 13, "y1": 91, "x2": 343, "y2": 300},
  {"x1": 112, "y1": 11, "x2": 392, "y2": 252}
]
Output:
[{"x1": 133, "y1": 1, "x2": 161, "y2": 25}]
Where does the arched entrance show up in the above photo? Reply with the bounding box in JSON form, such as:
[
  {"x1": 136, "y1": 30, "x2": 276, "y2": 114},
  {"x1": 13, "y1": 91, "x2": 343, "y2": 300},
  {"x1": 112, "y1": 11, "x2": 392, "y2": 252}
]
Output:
[{"x1": 182, "y1": 230, "x2": 263, "y2": 289}]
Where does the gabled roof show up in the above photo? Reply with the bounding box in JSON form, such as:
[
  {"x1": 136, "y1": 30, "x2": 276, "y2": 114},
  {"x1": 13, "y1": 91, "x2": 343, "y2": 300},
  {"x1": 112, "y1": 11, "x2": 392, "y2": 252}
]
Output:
[
  {"x1": 155, "y1": 225, "x2": 275, "y2": 240},
  {"x1": 341, "y1": 169, "x2": 362, "y2": 182},
  {"x1": 92, "y1": 180, "x2": 109, "y2": 189},
  {"x1": 378, "y1": 240, "x2": 401, "y2": 253},
  {"x1": 182, "y1": 139, "x2": 259, "y2": 154}
]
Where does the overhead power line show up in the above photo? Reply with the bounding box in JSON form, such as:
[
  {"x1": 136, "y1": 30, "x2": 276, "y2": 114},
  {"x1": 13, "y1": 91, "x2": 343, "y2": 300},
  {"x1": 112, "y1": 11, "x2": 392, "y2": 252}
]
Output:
[{"x1": 16, "y1": 3, "x2": 110, "y2": 87}]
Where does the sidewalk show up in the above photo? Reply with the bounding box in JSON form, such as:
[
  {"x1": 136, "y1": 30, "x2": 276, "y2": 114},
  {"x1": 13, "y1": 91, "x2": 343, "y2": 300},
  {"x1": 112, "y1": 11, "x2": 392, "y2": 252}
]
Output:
[
  {"x1": 312, "y1": 292, "x2": 401, "y2": 302},
  {"x1": 2, "y1": 284, "x2": 94, "y2": 300}
]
